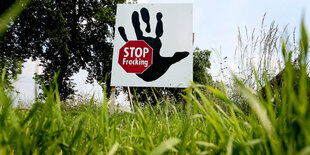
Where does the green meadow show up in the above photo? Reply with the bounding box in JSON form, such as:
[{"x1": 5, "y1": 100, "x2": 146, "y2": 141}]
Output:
[
  {"x1": 1, "y1": 23, "x2": 310, "y2": 154},
  {"x1": 1, "y1": 1, "x2": 310, "y2": 154}
]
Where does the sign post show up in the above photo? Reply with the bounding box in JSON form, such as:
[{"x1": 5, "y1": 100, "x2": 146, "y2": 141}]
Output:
[
  {"x1": 110, "y1": 4, "x2": 193, "y2": 110},
  {"x1": 109, "y1": 87, "x2": 116, "y2": 114}
]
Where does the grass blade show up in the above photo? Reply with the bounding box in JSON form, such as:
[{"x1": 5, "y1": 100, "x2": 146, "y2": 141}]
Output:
[
  {"x1": 107, "y1": 142, "x2": 119, "y2": 155},
  {"x1": 149, "y1": 138, "x2": 180, "y2": 155}
]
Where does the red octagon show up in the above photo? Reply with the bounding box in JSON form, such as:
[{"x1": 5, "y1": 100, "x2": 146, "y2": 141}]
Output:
[{"x1": 118, "y1": 40, "x2": 153, "y2": 73}]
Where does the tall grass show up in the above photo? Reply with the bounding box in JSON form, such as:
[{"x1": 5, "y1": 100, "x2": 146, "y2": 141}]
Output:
[
  {"x1": 1, "y1": 22, "x2": 310, "y2": 155},
  {"x1": 234, "y1": 14, "x2": 289, "y2": 88}
]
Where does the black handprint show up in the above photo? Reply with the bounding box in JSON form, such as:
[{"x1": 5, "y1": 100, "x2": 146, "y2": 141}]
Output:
[{"x1": 118, "y1": 8, "x2": 189, "y2": 82}]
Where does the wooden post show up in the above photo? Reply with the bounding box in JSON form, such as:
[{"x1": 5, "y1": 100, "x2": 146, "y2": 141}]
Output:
[
  {"x1": 193, "y1": 33, "x2": 195, "y2": 45},
  {"x1": 182, "y1": 88, "x2": 193, "y2": 110},
  {"x1": 182, "y1": 33, "x2": 195, "y2": 110},
  {"x1": 109, "y1": 86, "x2": 116, "y2": 114},
  {"x1": 151, "y1": 87, "x2": 162, "y2": 100},
  {"x1": 127, "y1": 86, "x2": 134, "y2": 111}
]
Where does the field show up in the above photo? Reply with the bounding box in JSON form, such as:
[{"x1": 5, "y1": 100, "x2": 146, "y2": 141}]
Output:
[
  {"x1": 1, "y1": 25, "x2": 310, "y2": 154},
  {"x1": 0, "y1": 2, "x2": 310, "y2": 152}
]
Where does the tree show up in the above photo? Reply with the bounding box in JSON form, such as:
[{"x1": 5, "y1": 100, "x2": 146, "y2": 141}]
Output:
[
  {"x1": 193, "y1": 47, "x2": 212, "y2": 85},
  {"x1": 0, "y1": 0, "x2": 125, "y2": 99},
  {"x1": 0, "y1": 0, "x2": 31, "y2": 91}
]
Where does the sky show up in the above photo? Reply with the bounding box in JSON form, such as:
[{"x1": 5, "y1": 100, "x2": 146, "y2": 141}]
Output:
[{"x1": 13, "y1": 0, "x2": 310, "y2": 104}]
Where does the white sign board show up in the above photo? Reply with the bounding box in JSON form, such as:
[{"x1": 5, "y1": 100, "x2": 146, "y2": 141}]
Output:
[{"x1": 111, "y1": 3, "x2": 193, "y2": 88}]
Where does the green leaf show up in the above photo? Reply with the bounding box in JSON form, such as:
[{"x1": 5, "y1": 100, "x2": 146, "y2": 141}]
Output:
[
  {"x1": 233, "y1": 74, "x2": 274, "y2": 136},
  {"x1": 194, "y1": 141, "x2": 217, "y2": 148},
  {"x1": 226, "y1": 136, "x2": 234, "y2": 155},
  {"x1": 107, "y1": 142, "x2": 119, "y2": 155},
  {"x1": 149, "y1": 138, "x2": 180, "y2": 155},
  {"x1": 207, "y1": 86, "x2": 230, "y2": 103}
]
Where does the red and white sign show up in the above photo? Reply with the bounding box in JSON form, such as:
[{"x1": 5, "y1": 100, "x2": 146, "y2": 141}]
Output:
[
  {"x1": 118, "y1": 40, "x2": 153, "y2": 73},
  {"x1": 111, "y1": 4, "x2": 193, "y2": 88}
]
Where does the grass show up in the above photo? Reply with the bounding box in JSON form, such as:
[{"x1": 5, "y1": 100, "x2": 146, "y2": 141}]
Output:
[{"x1": 1, "y1": 17, "x2": 310, "y2": 155}]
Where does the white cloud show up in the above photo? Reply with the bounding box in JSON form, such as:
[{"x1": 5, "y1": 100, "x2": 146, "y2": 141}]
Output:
[
  {"x1": 138, "y1": 0, "x2": 148, "y2": 3},
  {"x1": 126, "y1": 0, "x2": 148, "y2": 3},
  {"x1": 72, "y1": 69, "x2": 103, "y2": 100},
  {"x1": 13, "y1": 59, "x2": 42, "y2": 106}
]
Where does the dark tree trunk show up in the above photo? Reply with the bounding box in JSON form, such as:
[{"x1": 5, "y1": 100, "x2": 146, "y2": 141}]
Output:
[{"x1": 58, "y1": 53, "x2": 69, "y2": 100}]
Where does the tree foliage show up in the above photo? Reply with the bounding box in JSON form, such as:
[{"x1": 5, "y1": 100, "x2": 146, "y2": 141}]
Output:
[
  {"x1": 0, "y1": 0, "x2": 30, "y2": 91},
  {"x1": 193, "y1": 47, "x2": 212, "y2": 84},
  {"x1": 0, "y1": 0, "x2": 125, "y2": 99}
]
